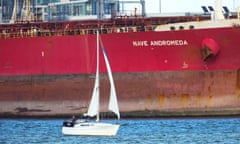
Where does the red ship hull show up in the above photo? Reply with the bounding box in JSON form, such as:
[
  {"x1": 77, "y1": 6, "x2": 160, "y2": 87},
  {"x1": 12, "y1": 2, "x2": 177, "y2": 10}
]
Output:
[{"x1": 1, "y1": 27, "x2": 240, "y2": 117}]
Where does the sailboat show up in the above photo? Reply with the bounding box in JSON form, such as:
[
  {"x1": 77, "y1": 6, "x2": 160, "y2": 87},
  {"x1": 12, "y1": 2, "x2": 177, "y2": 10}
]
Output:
[{"x1": 62, "y1": 30, "x2": 120, "y2": 136}]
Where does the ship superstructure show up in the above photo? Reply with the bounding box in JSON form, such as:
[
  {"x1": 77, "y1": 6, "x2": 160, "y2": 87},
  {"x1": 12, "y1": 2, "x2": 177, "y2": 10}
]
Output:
[{"x1": 0, "y1": 0, "x2": 147, "y2": 23}]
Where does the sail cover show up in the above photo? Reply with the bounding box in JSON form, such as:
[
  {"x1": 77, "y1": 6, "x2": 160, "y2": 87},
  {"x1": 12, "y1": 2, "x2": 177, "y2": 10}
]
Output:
[{"x1": 100, "y1": 37, "x2": 120, "y2": 120}]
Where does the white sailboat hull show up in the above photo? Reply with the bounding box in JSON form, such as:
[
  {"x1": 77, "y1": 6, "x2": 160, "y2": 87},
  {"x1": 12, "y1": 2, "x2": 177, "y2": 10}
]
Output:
[{"x1": 62, "y1": 122, "x2": 120, "y2": 136}]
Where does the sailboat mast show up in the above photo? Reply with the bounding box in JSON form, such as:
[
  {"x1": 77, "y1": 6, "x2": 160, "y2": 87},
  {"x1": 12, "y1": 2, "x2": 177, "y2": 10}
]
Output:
[
  {"x1": 85, "y1": 30, "x2": 100, "y2": 120},
  {"x1": 96, "y1": 30, "x2": 100, "y2": 122}
]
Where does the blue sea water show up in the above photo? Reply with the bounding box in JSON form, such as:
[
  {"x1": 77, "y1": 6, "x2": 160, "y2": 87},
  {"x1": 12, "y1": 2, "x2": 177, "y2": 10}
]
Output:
[{"x1": 0, "y1": 118, "x2": 240, "y2": 144}]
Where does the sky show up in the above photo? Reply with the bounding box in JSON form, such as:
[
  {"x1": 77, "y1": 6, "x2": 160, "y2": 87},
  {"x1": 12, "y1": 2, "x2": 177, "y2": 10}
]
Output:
[{"x1": 123, "y1": 0, "x2": 240, "y2": 14}]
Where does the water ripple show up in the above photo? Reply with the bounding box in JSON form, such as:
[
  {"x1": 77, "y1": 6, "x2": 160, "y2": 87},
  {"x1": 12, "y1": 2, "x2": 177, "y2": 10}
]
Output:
[{"x1": 0, "y1": 118, "x2": 240, "y2": 144}]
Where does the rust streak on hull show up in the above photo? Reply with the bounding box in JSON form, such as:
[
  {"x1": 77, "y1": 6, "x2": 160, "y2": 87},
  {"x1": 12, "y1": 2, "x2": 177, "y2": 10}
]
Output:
[{"x1": 1, "y1": 70, "x2": 240, "y2": 117}]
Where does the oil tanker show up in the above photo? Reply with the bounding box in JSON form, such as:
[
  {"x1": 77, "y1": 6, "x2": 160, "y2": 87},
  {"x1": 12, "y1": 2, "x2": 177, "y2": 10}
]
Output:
[{"x1": 0, "y1": 0, "x2": 240, "y2": 117}]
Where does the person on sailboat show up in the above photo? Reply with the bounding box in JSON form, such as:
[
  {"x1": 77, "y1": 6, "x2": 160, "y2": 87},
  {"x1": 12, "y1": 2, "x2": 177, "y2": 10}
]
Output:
[
  {"x1": 63, "y1": 115, "x2": 76, "y2": 127},
  {"x1": 71, "y1": 115, "x2": 76, "y2": 123}
]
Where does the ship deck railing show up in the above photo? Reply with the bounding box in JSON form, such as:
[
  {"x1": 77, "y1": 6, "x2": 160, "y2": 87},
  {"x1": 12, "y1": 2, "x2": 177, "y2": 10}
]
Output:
[
  {"x1": 0, "y1": 15, "x2": 212, "y2": 39},
  {"x1": 0, "y1": 26, "x2": 154, "y2": 39}
]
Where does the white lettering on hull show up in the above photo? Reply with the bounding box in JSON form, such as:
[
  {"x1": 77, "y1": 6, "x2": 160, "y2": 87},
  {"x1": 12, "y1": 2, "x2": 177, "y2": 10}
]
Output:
[
  {"x1": 132, "y1": 41, "x2": 149, "y2": 46},
  {"x1": 133, "y1": 40, "x2": 188, "y2": 47}
]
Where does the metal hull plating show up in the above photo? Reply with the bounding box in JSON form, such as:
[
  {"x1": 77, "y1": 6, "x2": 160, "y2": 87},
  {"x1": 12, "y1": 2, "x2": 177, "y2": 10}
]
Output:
[{"x1": 1, "y1": 28, "x2": 240, "y2": 75}]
